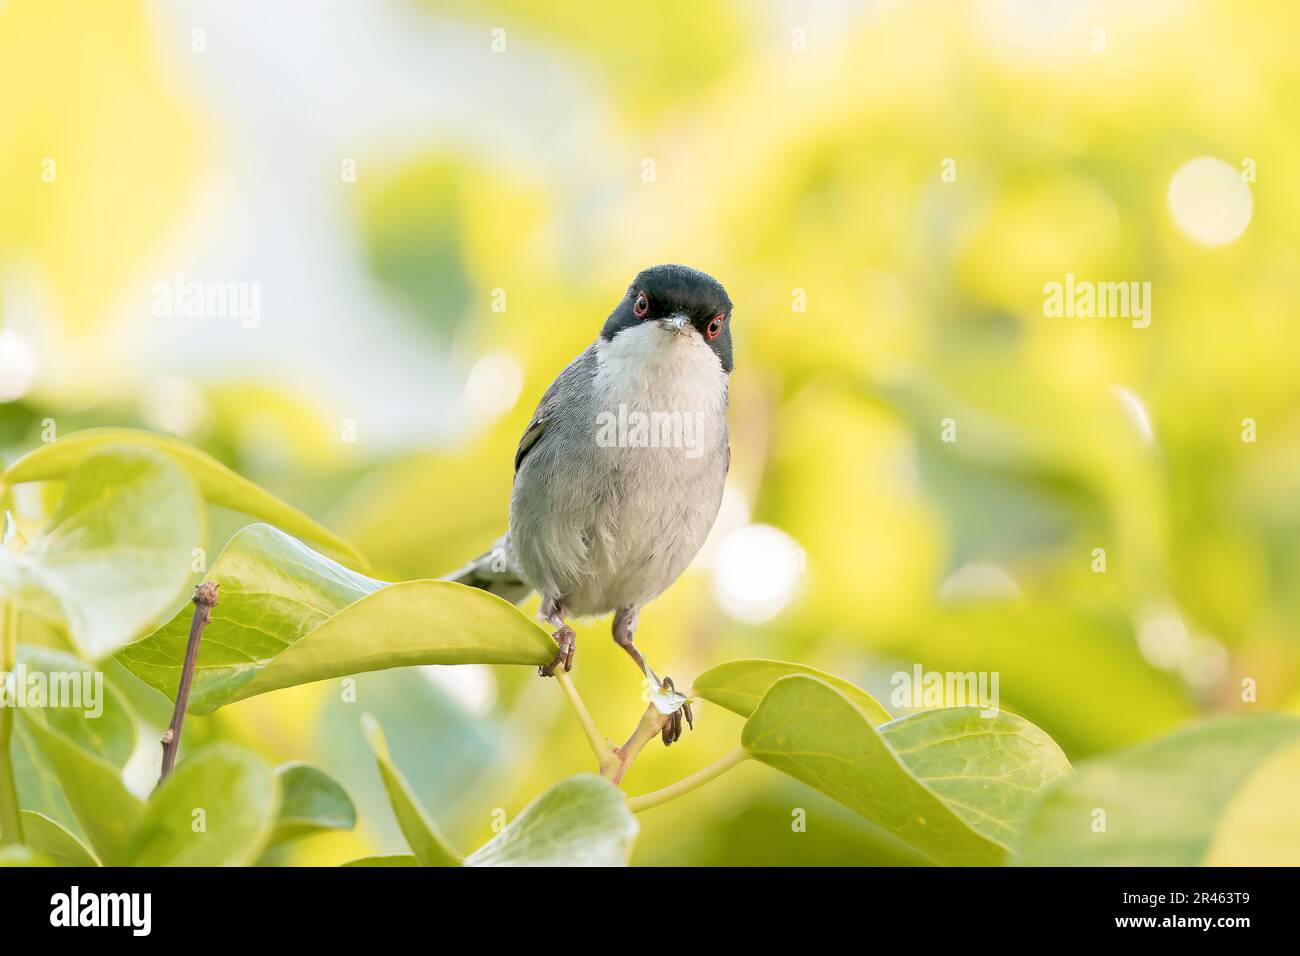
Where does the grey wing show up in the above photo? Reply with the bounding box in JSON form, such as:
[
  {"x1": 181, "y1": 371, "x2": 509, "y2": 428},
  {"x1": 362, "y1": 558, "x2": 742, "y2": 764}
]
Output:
[
  {"x1": 444, "y1": 345, "x2": 599, "y2": 604},
  {"x1": 514, "y1": 413, "x2": 549, "y2": 473},
  {"x1": 513, "y1": 344, "x2": 597, "y2": 473}
]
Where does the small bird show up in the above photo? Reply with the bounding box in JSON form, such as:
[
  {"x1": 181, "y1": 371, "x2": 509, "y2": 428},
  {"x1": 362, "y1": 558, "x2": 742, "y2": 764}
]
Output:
[{"x1": 446, "y1": 264, "x2": 733, "y2": 744}]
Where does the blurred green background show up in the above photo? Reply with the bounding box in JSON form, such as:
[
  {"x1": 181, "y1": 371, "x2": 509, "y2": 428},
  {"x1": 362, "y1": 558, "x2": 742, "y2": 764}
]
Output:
[{"x1": 2, "y1": 0, "x2": 1298, "y2": 865}]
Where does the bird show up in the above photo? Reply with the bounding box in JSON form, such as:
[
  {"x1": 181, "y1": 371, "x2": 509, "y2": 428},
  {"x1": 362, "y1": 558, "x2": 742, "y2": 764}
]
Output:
[{"x1": 445, "y1": 264, "x2": 733, "y2": 745}]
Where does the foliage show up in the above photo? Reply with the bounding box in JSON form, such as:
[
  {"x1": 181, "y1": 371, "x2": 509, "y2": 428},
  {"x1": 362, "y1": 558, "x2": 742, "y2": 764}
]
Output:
[
  {"x1": 0, "y1": 431, "x2": 1298, "y2": 864},
  {"x1": 117, "y1": 524, "x2": 554, "y2": 714},
  {"x1": 2, "y1": 1, "x2": 1299, "y2": 866},
  {"x1": 360, "y1": 713, "x2": 638, "y2": 867},
  {"x1": 1014, "y1": 714, "x2": 1300, "y2": 866},
  {"x1": 741, "y1": 676, "x2": 1068, "y2": 865},
  {"x1": 3, "y1": 429, "x2": 366, "y2": 567},
  {"x1": 0, "y1": 447, "x2": 203, "y2": 659},
  {"x1": 8, "y1": 447, "x2": 1070, "y2": 865}
]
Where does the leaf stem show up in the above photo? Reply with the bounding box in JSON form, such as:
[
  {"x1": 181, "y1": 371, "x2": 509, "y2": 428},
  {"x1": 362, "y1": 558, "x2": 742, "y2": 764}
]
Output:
[
  {"x1": 553, "y1": 670, "x2": 620, "y2": 778},
  {"x1": 625, "y1": 747, "x2": 749, "y2": 814},
  {"x1": 158, "y1": 582, "x2": 219, "y2": 784},
  {"x1": 0, "y1": 600, "x2": 23, "y2": 844}
]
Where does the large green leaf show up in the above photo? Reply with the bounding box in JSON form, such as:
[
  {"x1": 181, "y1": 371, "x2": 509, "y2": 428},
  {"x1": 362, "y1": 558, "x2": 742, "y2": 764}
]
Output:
[
  {"x1": 16, "y1": 645, "x2": 136, "y2": 766},
  {"x1": 20, "y1": 714, "x2": 143, "y2": 865},
  {"x1": 362, "y1": 714, "x2": 462, "y2": 867},
  {"x1": 19, "y1": 811, "x2": 98, "y2": 866},
  {"x1": 117, "y1": 524, "x2": 555, "y2": 714},
  {"x1": 11, "y1": 720, "x2": 79, "y2": 834},
  {"x1": 879, "y1": 707, "x2": 1071, "y2": 848},
  {"x1": 9, "y1": 646, "x2": 139, "y2": 842},
  {"x1": 128, "y1": 744, "x2": 278, "y2": 866},
  {"x1": 740, "y1": 676, "x2": 1067, "y2": 865},
  {"x1": 465, "y1": 774, "x2": 638, "y2": 867},
  {"x1": 692, "y1": 659, "x2": 891, "y2": 723},
  {"x1": 1014, "y1": 713, "x2": 1300, "y2": 866},
  {"x1": 270, "y1": 762, "x2": 356, "y2": 846},
  {"x1": 0, "y1": 448, "x2": 204, "y2": 658},
  {"x1": 1, "y1": 427, "x2": 366, "y2": 568}
]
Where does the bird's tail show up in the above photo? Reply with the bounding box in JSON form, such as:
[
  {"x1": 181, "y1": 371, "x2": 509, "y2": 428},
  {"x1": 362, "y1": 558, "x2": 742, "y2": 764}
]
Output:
[{"x1": 440, "y1": 535, "x2": 534, "y2": 606}]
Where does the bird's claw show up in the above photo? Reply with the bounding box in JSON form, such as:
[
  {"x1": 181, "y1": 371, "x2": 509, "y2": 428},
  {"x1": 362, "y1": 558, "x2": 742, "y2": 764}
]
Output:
[
  {"x1": 538, "y1": 625, "x2": 576, "y2": 677},
  {"x1": 658, "y1": 676, "x2": 693, "y2": 747}
]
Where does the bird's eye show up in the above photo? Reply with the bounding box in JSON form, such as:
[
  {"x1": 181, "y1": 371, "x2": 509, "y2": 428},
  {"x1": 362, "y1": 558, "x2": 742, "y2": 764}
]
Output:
[
  {"x1": 705, "y1": 313, "x2": 725, "y2": 341},
  {"x1": 633, "y1": 291, "x2": 649, "y2": 318}
]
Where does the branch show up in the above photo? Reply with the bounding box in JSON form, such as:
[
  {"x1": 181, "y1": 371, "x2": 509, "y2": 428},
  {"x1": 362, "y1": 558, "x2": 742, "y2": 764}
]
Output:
[
  {"x1": 607, "y1": 703, "x2": 670, "y2": 787},
  {"x1": 553, "y1": 667, "x2": 732, "y2": 805},
  {"x1": 158, "y1": 582, "x2": 219, "y2": 783}
]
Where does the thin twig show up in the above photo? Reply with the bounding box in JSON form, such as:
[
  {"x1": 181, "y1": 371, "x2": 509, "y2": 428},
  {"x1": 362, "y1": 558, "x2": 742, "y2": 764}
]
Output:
[
  {"x1": 552, "y1": 664, "x2": 714, "y2": 802},
  {"x1": 553, "y1": 671, "x2": 621, "y2": 777},
  {"x1": 625, "y1": 747, "x2": 749, "y2": 813},
  {"x1": 158, "y1": 582, "x2": 219, "y2": 783}
]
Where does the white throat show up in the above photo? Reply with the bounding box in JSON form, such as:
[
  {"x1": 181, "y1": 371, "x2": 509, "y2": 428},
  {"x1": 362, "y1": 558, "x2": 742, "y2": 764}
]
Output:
[{"x1": 592, "y1": 323, "x2": 728, "y2": 416}]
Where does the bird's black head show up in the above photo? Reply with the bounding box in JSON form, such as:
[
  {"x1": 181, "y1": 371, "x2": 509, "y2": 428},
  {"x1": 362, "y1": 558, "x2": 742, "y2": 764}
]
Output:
[{"x1": 600, "y1": 264, "x2": 734, "y2": 372}]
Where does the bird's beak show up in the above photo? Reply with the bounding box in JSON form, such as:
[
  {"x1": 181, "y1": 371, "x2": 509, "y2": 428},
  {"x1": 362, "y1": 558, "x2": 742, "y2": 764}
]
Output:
[{"x1": 659, "y1": 314, "x2": 688, "y2": 334}]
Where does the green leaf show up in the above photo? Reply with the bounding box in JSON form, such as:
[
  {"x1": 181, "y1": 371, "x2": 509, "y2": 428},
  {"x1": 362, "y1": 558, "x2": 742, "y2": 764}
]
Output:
[
  {"x1": 315, "y1": 667, "x2": 502, "y2": 853},
  {"x1": 118, "y1": 524, "x2": 555, "y2": 714},
  {"x1": 692, "y1": 658, "x2": 891, "y2": 723},
  {"x1": 1, "y1": 427, "x2": 366, "y2": 569},
  {"x1": 362, "y1": 714, "x2": 462, "y2": 867},
  {"x1": 0, "y1": 447, "x2": 205, "y2": 658},
  {"x1": 16, "y1": 645, "x2": 136, "y2": 766},
  {"x1": 11, "y1": 720, "x2": 79, "y2": 833},
  {"x1": 465, "y1": 774, "x2": 638, "y2": 867},
  {"x1": 879, "y1": 707, "x2": 1072, "y2": 848},
  {"x1": 9, "y1": 648, "x2": 139, "y2": 842},
  {"x1": 741, "y1": 676, "x2": 1066, "y2": 865},
  {"x1": 128, "y1": 744, "x2": 278, "y2": 866},
  {"x1": 19, "y1": 811, "x2": 98, "y2": 866},
  {"x1": 341, "y1": 854, "x2": 418, "y2": 867},
  {"x1": 20, "y1": 714, "x2": 143, "y2": 865},
  {"x1": 1014, "y1": 713, "x2": 1300, "y2": 866},
  {"x1": 270, "y1": 762, "x2": 356, "y2": 846}
]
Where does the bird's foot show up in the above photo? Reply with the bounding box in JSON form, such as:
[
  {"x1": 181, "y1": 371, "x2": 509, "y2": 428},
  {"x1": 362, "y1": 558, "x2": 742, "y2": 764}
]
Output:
[
  {"x1": 538, "y1": 624, "x2": 576, "y2": 677},
  {"x1": 656, "y1": 675, "x2": 693, "y2": 747}
]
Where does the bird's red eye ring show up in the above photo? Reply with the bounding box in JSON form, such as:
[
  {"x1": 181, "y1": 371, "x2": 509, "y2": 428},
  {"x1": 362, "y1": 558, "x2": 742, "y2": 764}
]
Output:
[
  {"x1": 705, "y1": 313, "x2": 725, "y2": 341},
  {"x1": 633, "y1": 291, "x2": 649, "y2": 318}
]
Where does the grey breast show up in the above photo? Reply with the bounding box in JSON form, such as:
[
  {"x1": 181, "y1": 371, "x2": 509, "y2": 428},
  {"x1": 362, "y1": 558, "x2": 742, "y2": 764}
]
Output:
[{"x1": 508, "y1": 344, "x2": 728, "y2": 616}]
